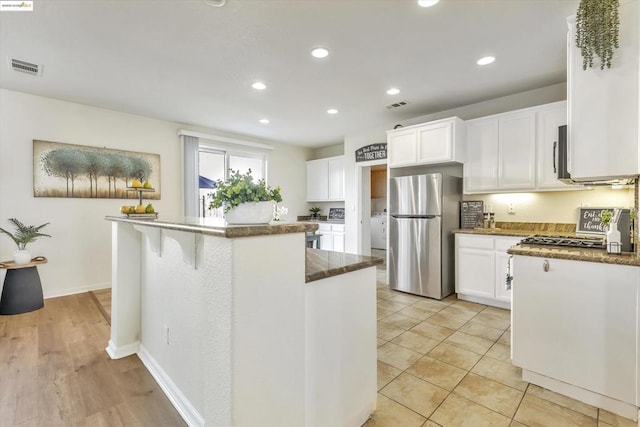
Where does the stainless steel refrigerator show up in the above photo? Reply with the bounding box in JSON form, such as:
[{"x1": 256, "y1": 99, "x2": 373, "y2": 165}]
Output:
[{"x1": 389, "y1": 173, "x2": 461, "y2": 299}]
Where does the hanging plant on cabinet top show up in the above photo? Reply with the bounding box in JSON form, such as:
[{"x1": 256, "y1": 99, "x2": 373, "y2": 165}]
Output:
[{"x1": 575, "y1": 0, "x2": 620, "y2": 70}]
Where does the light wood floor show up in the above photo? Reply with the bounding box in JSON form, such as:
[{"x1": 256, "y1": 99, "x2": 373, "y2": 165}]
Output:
[{"x1": 0, "y1": 292, "x2": 186, "y2": 426}]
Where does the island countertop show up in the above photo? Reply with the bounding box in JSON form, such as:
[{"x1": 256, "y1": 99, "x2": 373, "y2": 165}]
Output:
[
  {"x1": 508, "y1": 244, "x2": 640, "y2": 267},
  {"x1": 305, "y1": 248, "x2": 383, "y2": 283},
  {"x1": 105, "y1": 216, "x2": 318, "y2": 238}
]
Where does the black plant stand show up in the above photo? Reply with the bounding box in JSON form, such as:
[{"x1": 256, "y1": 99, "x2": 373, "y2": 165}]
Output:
[{"x1": 0, "y1": 257, "x2": 47, "y2": 315}]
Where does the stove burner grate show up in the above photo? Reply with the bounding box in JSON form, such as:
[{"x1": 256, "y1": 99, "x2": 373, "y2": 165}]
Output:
[{"x1": 520, "y1": 234, "x2": 604, "y2": 249}]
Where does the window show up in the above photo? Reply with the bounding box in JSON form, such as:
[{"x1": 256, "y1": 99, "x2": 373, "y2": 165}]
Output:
[
  {"x1": 198, "y1": 146, "x2": 266, "y2": 218},
  {"x1": 180, "y1": 130, "x2": 273, "y2": 218}
]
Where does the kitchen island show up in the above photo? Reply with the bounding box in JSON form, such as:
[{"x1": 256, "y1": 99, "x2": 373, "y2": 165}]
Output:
[
  {"x1": 105, "y1": 216, "x2": 381, "y2": 427},
  {"x1": 508, "y1": 244, "x2": 640, "y2": 423}
]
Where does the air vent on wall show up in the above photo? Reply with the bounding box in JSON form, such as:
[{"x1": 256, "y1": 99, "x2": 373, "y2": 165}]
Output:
[
  {"x1": 9, "y1": 58, "x2": 41, "y2": 76},
  {"x1": 386, "y1": 100, "x2": 408, "y2": 109}
]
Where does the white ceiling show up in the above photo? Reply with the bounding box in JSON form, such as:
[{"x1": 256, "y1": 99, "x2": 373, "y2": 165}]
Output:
[{"x1": 0, "y1": 0, "x2": 578, "y2": 147}]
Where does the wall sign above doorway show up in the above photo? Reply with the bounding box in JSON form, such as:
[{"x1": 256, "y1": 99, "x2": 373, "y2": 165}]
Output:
[{"x1": 355, "y1": 143, "x2": 387, "y2": 163}]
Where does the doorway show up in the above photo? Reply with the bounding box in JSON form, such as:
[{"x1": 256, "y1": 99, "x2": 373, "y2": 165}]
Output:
[{"x1": 356, "y1": 160, "x2": 387, "y2": 257}]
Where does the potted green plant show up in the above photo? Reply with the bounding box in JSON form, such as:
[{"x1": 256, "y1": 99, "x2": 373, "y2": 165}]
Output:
[
  {"x1": 209, "y1": 169, "x2": 282, "y2": 224},
  {"x1": 0, "y1": 218, "x2": 51, "y2": 265},
  {"x1": 309, "y1": 207, "x2": 321, "y2": 220},
  {"x1": 575, "y1": 0, "x2": 620, "y2": 70}
]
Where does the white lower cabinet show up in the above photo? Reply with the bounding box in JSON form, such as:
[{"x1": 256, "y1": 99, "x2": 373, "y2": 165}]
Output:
[
  {"x1": 455, "y1": 234, "x2": 521, "y2": 309},
  {"x1": 318, "y1": 224, "x2": 345, "y2": 252},
  {"x1": 512, "y1": 255, "x2": 640, "y2": 417}
]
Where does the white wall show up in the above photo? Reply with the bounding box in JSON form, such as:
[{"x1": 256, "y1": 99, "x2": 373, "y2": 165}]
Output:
[{"x1": 0, "y1": 89, "x2": 309, "y2": 297}]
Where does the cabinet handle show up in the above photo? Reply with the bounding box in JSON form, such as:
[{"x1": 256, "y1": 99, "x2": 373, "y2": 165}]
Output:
[
  {"x1": 552, "y1": 141, "x2": 557, "y2": 173},
  {"x1": 543, "y1": 259, "x2": 550, "y2": 272}
]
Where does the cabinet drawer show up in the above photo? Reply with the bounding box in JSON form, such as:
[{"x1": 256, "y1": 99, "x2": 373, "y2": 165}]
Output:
[
  {"x1": 318, "y1": 224, "x2": 332, "y2": 232},
  {"x1": 456, "y1": 234, "x2": 494, "y2": 250},
  {"x1": 494, "y1": 237, "x2": 522, "y2": 252},
  {"x1": 332, "y1": 224, "x2": 345, "y2": 232}
]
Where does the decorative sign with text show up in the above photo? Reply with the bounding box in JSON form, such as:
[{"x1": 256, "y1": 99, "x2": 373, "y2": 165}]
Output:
[
  {"x1": 355, "y1": 143, "x2": 387, "y2": 163},
  {"x1": 460, "y1": 201, "x2": 484, "y2": 229},
  {"x1": 577, "y1": 207, "x2": 628, "y2": 234}
]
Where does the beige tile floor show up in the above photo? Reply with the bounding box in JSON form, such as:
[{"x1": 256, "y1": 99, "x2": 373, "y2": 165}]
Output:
[{"x1": 366, "y1": 251, "x2": 636, "y2": 427}]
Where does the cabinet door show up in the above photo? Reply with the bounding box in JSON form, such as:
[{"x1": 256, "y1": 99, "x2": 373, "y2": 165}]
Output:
[
  {"x1": 417, "y1": 121, "x2": 452, "y2": 164},
  {"x1": 567, "y1": 2, "x2": 639, "y2": 180},
  {"x1": 388, "y1": 129, "x2": 417, "y2": 167},
  {"x1": 306, "y1": 159, "x2": 328, "y2": 201},
  {"x1": 328, "y1": 157, "x2": 344, "y2": 200},
  {"x1": 371, "y1": 169, "x2": 387, "y2": 199},
  {"x1": 456, "y1": 247, "x2": 495, "y2": 299},
  {"x1": 464, "y1": 119, "x2": 498, "y2": 193},
  {"x1": 536, "y1": 102, "x2": 569, "y2": 189},
  {"x1": 319, "y1": 232, "x2": 334, "y2": 251},
  {"x1": 494, "y1": 237, "x2": 521, "y2": 303},
  {"x1": 512, "y1": 256, "x2": 638, "y2": 403},
  {"x1": 498, "y1": 112, "x2": 536, "y2": 190},
  {"x1": 333, "y1": 233, "x2": 345, "y2": 252}
]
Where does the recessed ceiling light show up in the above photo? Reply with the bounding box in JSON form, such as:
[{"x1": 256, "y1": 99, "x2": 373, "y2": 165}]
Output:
[
  {"x1": 311, "y1": 47, "x2": 329, "y2": 58},
  {"x1": 386, "y1": 88, "x2": 400, "y2": 95},
  {"x1": 417, "y1": 0, "x2": 439, "y2": 7},
  {"x1": 251, "y1": 82, "x2": 267, "y2": 90},
  {"x1": 259, "y1": 118, "x2": 269, "y2": 124},
  {"x1": 477, "y1": 56, "x2": 495, "y2": 66},
  {"x1": 327, "y1": 108, "x2": 338, "y2": 114}
]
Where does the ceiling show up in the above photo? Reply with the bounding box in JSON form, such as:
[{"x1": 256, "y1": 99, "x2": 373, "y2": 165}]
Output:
[{"x1": 0, "y1": 0, "x2": 578, "y2": 147}]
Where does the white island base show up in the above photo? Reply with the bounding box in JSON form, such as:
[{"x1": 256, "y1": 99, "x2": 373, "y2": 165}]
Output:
[{"x1": 106, "y1": 218, "x2": 378, "y2": 427}]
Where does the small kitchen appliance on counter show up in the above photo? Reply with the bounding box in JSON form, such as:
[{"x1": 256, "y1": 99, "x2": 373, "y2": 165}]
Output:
[{"x1": 388, "y1": 173, "x2": 462, "y2": 299}]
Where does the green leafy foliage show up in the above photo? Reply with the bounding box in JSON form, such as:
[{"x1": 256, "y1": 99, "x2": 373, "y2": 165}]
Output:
[
  {"x1": 209, "y1": 169, "x2": 282, "y2": 213},
  {"x1": 576, "y1": 0, "x2": 620, "y2": 70},
  {"x1": 600, "y1": 209, "x2": 613, "y2": 225},
  {"x1": 309, "y1": 207, "x2": 321, "y2": 214},
  {"x1": 0, "y1": 218, "x2": 51, "y2": 250}
]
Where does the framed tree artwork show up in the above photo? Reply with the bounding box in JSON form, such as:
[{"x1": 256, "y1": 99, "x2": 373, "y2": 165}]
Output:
[{"x1": 33, "y1": 140, "x2": 161, "y2": 199}]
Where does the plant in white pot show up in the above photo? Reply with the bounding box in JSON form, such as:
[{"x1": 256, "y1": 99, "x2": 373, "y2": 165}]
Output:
[
  {"x1": 209, "y1": 169, "x2": 283, "y2": 225},
  {"x1": 0, "y1": 218, "x2": 51, "y2": 265}
]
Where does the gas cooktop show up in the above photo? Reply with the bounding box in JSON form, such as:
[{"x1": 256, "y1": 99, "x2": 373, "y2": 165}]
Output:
[{"x1": 519, "y1": 234, "x2": 605, "y2": 249}]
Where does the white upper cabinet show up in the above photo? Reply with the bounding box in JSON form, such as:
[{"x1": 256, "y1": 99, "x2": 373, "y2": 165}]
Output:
[
  {"x1": 498, "y1": 111, "x2": 536, "y2": 190},
  {"x1": 464, "y1": 101, "x2": 570, "y2": 194},
  {"x1": 464, "y1": 119, "x2": 499, "y2": 193},
  {"x1": 567, "y1": 1, "x2": 639, "y2": 181},
  {"x1": 536, "y1": 101, "x2": 570, "y2": 189},
  {"x1": 387, "y1": 117, "x2": 465, "y2": 168},
  {"x1": 327, "y1": 157, "x2": 345, "y2": 200},
  {"x1": 464, "y1": 110, "x2": 535, "y2": 193},
  {"x1": 306, "y1": 156, "x2": 344, "y2": 202},
  {"x1": 388, "y1": 128, "x2": 417, "y2": 167}
]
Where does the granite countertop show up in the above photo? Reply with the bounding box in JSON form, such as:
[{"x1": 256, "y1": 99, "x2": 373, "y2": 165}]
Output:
[
  {"x1": 105, "y1": 216, "x2": 318, "y2": 238},
  {"x1": 305, "y1": 248, "x2": 383, "y2": 283},
  {"x1": 453, "y1": 228, "x2": 583, "y2": 238},
  {"x1": 453, "y1": 221, "x2": 579, "y2": 238},
  {"x1": 508, "y1": 244, "x2": 640, "y2": 267}
]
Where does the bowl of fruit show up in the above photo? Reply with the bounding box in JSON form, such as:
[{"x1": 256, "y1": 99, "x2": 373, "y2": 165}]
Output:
[{"x1": 120, "y1": 203, "x2": 157, "y2": 219}]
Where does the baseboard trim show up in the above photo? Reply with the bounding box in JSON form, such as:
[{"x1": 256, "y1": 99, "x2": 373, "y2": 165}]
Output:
[
  {"x1": 457, "y1": 293, "x2": 511, "y2": 310},
  {"x1": 523, "y1": 369, "x2": 639, "y2": 421},
  {"x1": 105, "y1": 340, "x2": 139, "y2": 359},
  {"x1": 138, "y1": 345, "x2": 204, "y2": 427},
  {"x1": 44, "y1": 282, "x2": 111, "y2": 299}
]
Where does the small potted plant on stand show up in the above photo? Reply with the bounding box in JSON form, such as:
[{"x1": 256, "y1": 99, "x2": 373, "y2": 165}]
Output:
[
  {"x1": 0, "y1": 218, "x2": 51, "y2": 265},
  {"x1": 209, "y1": 169, "x2": 282, "y2": 225},
  {"x1": 309, "y1": 207, "x2": 322, "y2": 220}
]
